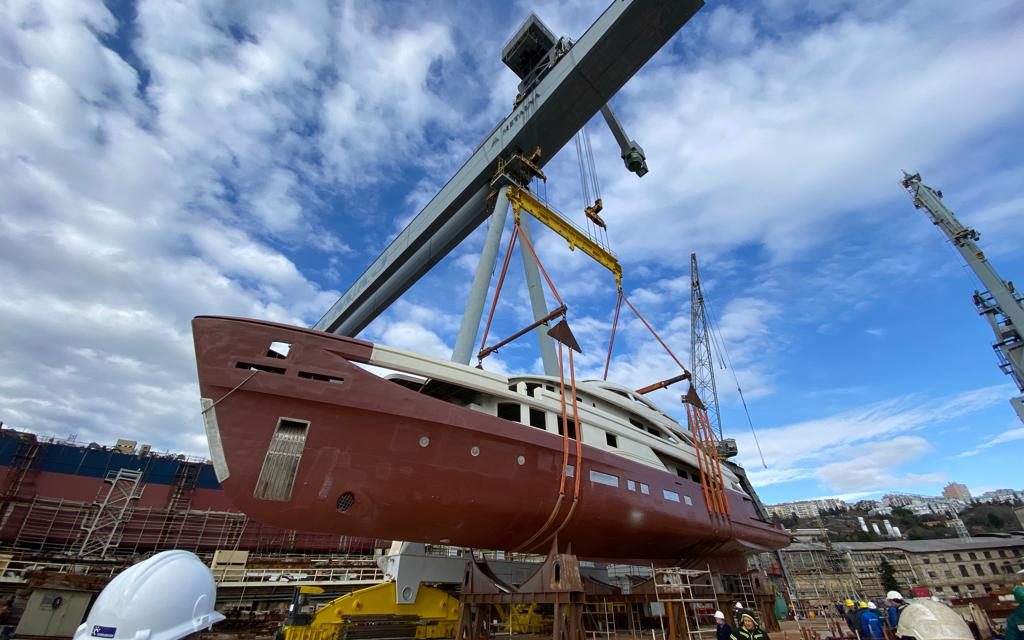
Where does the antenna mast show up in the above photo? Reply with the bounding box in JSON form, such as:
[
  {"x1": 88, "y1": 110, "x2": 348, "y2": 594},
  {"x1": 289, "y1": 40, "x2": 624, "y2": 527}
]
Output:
[
  {"x1": 690, "y1": 253, "x2": 723, "y2": 439},
  {"x1": 902, "y1": 172, "x2": 1024, "y2": 424}
]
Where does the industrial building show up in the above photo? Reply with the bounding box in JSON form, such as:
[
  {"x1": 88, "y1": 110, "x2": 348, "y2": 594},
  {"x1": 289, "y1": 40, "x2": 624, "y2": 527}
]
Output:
[{"x1": 781, "y1": 535, "x2": 1024, "y2": 609}]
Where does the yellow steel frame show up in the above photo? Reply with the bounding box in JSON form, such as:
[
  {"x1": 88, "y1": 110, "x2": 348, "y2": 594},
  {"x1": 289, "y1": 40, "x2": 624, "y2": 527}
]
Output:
[
  {"x1": 283, "y1": 582, "x2": 459, "y2": 640},
  {"x1": 506, "y1": 186, "x2": 623, "y2": 289}
]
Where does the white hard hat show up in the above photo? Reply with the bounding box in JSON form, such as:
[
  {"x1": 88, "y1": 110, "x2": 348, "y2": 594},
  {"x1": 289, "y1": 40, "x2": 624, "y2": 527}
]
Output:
[
  {"x1": 868, "y1": 602, "x2": 877, "y2": 609},
  {"x1": 886, "y1": 590, "x2": 904, "y2": 601},
  {"x1": 73, "y1": 550, "x2": 225, "y2": 640},
  {"x1": 714, "y1": 611, "x2": 725, "y2": 619},
  {"x1": 734, "y1": 602, "x2": 744, "y2": 609}
]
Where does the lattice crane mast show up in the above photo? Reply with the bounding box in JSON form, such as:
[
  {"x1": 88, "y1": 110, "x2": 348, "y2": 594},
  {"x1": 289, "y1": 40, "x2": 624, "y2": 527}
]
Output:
[
  {"x1": 689, "y1": 253, "x2": 723, "y2": 439},
  {"x1": 902, "y1": 172, "x2": 1024, "y2": 424}
]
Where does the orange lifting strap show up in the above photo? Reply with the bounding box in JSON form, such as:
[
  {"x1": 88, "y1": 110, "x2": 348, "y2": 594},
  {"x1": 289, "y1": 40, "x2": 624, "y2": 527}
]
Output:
[
  {"x1": 474, "y1": 216, "x2": 585, "y2": 553},
  {"x1": 683, "y1": 386, "x2": 730, "y2": 517}
]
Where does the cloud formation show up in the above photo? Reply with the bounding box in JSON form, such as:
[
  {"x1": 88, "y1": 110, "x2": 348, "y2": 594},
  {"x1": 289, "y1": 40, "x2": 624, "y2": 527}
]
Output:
[{"x1": 1, "y1": 0, "x2": 1021, "y2": 502}]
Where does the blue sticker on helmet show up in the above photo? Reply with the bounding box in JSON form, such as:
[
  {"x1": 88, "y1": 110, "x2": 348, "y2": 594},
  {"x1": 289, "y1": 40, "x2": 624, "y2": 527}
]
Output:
[{"x1": 91, "y1": 625, "x2": 116, "y2": 638}]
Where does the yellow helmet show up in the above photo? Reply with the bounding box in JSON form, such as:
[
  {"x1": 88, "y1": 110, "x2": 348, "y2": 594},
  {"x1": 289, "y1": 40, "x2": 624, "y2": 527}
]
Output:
[
  {"x1": 845, "y1": 599, "x2": 854, "y2": 607},
  {"x1": 858, "y1": 601, "x2": 868, "y2": 609}
]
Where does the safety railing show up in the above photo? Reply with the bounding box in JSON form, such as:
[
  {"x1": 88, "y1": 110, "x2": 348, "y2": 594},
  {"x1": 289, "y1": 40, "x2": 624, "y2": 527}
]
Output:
[
  {"x1": 212, "y1": 564, "x2": 385, "y2": 587},
  {"x1": 0, "y1": 559, "x2": 119, "y2": 583}
]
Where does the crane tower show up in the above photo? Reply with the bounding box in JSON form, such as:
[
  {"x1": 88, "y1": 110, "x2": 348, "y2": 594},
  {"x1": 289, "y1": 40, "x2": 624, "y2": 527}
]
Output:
[
  {"x1": 690, "y1": 253, "x2": 723, "y2": 439},
  {"x1": 902, "y1": 172, "x2": 1024, "y2": 424}
]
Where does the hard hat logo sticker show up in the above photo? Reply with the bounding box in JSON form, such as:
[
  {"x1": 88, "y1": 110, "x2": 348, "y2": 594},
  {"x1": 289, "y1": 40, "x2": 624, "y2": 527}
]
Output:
[{"x1": 90, "y1": 625, "x2": 116, "y2": 638}]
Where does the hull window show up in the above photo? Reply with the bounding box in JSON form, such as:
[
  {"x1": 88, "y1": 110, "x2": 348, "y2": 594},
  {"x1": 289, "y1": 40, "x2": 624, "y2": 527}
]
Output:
[
  {"x1": 237, "y1": 362, "x2": 286, "y2": 375},
  {"x1": 627, "y1": 480, "x2": 636, "y2": 491},
  {"x1": 267, "y1": 342, "x2": 291, "y2": 358},
  {"x1": 254, "y1": 418, "x2": 309, "y2": 501},
  {"x1": 556, "y1": 417, "x2": 577, "y2": 439},
  {"x1": 640, "y1": 483, "x2": 650, "y2": 495},
  {"x1": 529, "y1": 408, "x2": 546, "y2": 429},
  {"x1": 663, "y1": 490, "x2": 681, "y2": 503},
  {"x1": 590, "y1": 470, "x2": 619, "y2": 487},
  {"x1": 497, "y1": 402, "x2": 521, "y2": 423},
  {"x1": 683, "y1": 495, "x2": 693, "y2": 506},
  {"x1": 605, "y1": 432, "x2": 618, "y2": 448},
  {"x1": 298, "y1": 371, "x2": 344, "y2": 384}
]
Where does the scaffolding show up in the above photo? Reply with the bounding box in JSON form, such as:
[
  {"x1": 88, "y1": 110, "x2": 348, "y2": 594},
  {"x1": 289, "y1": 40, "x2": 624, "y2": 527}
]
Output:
[
  {"x1": 7, "y1": 493, "x2": 378, "y2": 560},
  {"x1": 780, "y1": 545, "x2": 858, "y2": 637},
  {"x1": 652, "y1": 566, "x2": 721, "y2": 639},
  {"x1": 77, "y1": 468, "x2": 145, "y2": 557}
]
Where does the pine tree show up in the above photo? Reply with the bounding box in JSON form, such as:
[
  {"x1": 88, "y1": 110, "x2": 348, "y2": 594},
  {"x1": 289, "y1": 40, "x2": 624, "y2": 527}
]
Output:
[{"x1": 878, "y1": 557, "x2": 900, "y2": 593}]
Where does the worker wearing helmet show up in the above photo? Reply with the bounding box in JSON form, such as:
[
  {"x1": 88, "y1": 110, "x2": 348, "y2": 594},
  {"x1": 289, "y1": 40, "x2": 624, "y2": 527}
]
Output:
[
  {"x1": 884, "y1": 590, "x2": 907, "y2": 629},
  {"x1": 729, "y1": 612, "x2": 769, "y2": 640},
  {"x1": 843, "y1": 599, "x2": 859, "y2": 635},
  {"x1": 732, "y1": 602, "x2": 758, "y2": 629},
  {"x1": 714, "y1": 610, "x2": 732, "y2": 640},
  {"x1": 859, "y1": 602, "x2": 884, "y2": 640},
  {"x1": 1006, "y1": 585, "x2": 1024, "y2": 640},
  {"x1": 73, "y1": 550, "x2": 224, "y2": 640}
]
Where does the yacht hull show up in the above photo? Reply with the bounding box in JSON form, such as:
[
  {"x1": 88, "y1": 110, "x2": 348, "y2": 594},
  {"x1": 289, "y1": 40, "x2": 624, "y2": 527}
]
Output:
[{"x1": 192, "y1": 316, "x2": 788, "y2": 560}]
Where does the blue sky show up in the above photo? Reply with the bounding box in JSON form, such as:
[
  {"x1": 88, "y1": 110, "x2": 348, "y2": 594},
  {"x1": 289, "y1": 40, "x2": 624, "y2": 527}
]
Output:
[{"x1": 1, "y1": 0, "x2": 1022, "y2": 505}]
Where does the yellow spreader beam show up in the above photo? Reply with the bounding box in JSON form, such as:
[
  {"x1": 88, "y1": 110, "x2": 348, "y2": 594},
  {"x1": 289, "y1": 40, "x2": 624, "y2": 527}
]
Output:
[{"x1": 506, "y1": 187, "x2": 623, "y2": 289}]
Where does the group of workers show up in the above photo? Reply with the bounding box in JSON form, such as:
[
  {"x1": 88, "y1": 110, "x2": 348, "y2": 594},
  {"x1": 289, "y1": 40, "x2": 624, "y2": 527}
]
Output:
[
  {"x1": 714, "y1": 602, "x2": 770, "y2": 640},
  {"x1": 837, "y1": 590, "x2": 907, "y2": 639}
]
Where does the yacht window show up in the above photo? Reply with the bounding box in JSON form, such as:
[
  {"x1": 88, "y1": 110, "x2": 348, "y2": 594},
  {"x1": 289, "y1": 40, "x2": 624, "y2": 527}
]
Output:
[
  {"x1": 525, "y1": 383, "x2": 541, "y2": 397},
  {"x1": 566, "y1": 464, "x2": 574, "y2": 477},
  {"x1": 508, "y1": 384, "x2": 518, "y2": 392},
  {"x1": 605, "y1": 433, "x2": 618, "y2": 448},
  {"x1": 663, "y1": 490, "x2": 681, "y2": 503},
  {"x1": 545, "y1": 385, "x2": 555, "y2": 392},
  {"x1": 627, "y1": 480, "x2": 636, "y2": 491},
  {"x1": 683, "y1": 496, "x2": 693, "y2": 506},
  {"x1": 529, "y1": 408, "x2": 546, "y2": 429},
  {"x1": 556, "y1": 416, "x2": 577, "y2": 440},
  {"x1": 497, "y1": 403, "x2": 520, "y2": 422},
  {"x1": 676, "y1": 468, "x2": 687, "y2": 480},
  {"x1": 640, "y1": 483, "x2": 650, "y2": 495},
  {"x1": 589, "y1": 470, "x2": 619, "y2": 487}
]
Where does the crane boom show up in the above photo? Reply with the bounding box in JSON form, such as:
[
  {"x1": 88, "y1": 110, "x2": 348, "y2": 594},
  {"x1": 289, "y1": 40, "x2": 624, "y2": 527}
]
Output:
[
  {"x1": 315, "y1": 0, "x2": 704, "y2": 337},
  {"x1": 902, "y1": 172, "x2": 1024, "y2": 423}
]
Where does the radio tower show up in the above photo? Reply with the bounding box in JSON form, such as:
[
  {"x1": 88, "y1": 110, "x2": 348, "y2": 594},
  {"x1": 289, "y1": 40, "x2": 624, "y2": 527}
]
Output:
[
  {"x1": 902, "y1": 172, "x2": 1024, "y2": 424},
  {"x1": 690, "y1": 253, "x2": 723, "y2": 439}
]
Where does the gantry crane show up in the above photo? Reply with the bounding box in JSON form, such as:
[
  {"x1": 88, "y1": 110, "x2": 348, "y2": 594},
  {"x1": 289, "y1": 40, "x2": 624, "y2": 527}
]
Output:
[
  {"x1": 315, "y1": 1, "x2": 704, "y2": 339},
  {"x1": 902, "y1": 172, "x2": 1024, "y2": 424}
]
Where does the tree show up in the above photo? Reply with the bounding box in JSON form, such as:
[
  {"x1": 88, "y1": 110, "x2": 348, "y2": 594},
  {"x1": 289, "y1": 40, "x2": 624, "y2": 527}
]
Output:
[{"x1": 878, "y1": 557, "x2": 900, "y2": 593}]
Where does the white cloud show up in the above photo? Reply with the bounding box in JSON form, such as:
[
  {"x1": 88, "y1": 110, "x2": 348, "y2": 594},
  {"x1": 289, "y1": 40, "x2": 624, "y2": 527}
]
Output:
[
  {"x1": 738, "y1": 385, "x2": 1011, "y2": 489},
  {"x1": 956, "y1": 426, "x2": 1024, "y2": 458},
  {"x1": 599, "y1": 0, "x2": 1024, "y2": 263},
  {"x1": 0, "y1": 0, "x2": 511, "y2": 452},
  {"x1": 1, "y1": 0, "x2": 1022, "y2": 489}
]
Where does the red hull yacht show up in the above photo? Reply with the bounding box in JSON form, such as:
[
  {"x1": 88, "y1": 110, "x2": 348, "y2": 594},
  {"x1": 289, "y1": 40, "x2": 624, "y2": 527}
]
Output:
[{"x1": 193, "y1": 316, "x2": 788, "y2": 561}]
